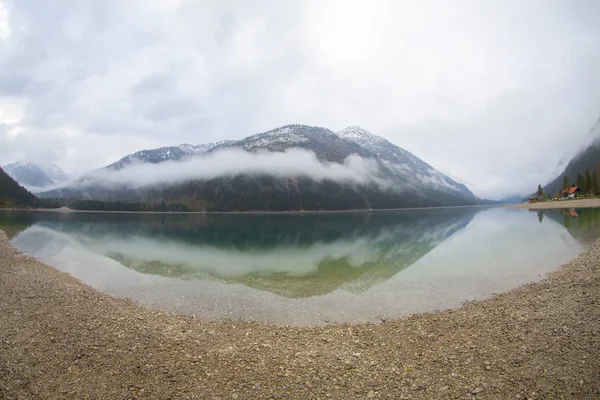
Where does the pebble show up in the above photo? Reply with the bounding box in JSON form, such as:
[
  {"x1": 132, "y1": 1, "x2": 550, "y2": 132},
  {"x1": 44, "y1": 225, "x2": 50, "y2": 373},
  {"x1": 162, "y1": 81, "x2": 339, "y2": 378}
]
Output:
[{"x1": 0, "y1": 230, "x2": 598, "y2": 399}]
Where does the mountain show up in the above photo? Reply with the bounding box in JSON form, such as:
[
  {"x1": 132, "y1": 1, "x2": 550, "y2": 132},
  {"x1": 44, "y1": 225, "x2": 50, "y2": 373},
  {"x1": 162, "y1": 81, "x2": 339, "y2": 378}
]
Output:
[
  {"x1": 499, "y1": 194, "x2": 527, "y2": 204},
  {"x1": 0, "y1": 166, "x2": 39, "y2": 207},
  {"x1": 542, "y1": 118, "x2": 600, "y2": 196},
  {"x1": 106, "y1": 126, "x2": 370, "y2": 169},
  {"x1": 41, "y1": 124, "x2": 484, "y2": 211},
  {"x1": 337, "y1": 126, "x2": 477, "y2": 200},
  {"x1": 107, "y1": 141, "x2": 237, "y2": 170},
  {"x1": 3, "y1": 158, "x2": 69, "y2": 189}
]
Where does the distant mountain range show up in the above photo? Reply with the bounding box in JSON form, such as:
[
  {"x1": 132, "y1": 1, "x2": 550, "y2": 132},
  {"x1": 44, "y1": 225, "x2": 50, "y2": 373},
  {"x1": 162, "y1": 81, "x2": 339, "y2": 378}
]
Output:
[
  {"x1": 40, "y1": 125, "x2": 488, "y2": 211},
  {"x1": 3, "y1": 159, "x2": 68, "y2": 189},
  {"x1": 542, "y1": 118, "x2": 600, "y2": 196},
  {"x1": 499, "y1": 194, "x2": 527, "y2": 204}
]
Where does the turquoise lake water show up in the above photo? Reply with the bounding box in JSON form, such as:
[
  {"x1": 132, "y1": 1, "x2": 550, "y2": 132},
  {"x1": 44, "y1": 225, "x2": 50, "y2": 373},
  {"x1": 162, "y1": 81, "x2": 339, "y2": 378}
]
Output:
[{"x1": 1, "y1": 206, "x2": 599, "y2": 325}]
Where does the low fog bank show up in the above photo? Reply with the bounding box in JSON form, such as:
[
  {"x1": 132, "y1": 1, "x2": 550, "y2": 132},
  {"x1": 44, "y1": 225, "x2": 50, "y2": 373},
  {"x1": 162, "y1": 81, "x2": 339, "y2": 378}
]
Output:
[
  {"x1": 29, "y1": 172, "x2": 86, "y2": 195},
  {"x1": 78, "y1": 148, "x2": 388, "y2": 189}
]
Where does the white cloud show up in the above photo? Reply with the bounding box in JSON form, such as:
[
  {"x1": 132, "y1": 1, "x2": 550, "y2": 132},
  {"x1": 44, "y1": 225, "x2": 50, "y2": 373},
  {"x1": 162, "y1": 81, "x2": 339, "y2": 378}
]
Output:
[
  {"x1": 0, "y1": 1, "x2": 9, "y2": 41},
  {"x1": 0, "y1": 0, "x2": 599, "y2": 199},
  {"x1": 81, "y1": 148, "x2": 386, "y2": 188}
]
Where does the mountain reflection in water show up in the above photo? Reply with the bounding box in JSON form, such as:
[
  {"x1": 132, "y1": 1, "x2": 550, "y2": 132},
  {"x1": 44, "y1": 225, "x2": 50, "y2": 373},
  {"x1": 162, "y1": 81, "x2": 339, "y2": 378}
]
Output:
[
  {"x1": 4, "y1": 209, "x2": 477, "y2": 298},
  {"x1": 2, "y1": 207, "x2": 599, "y2": 325}
]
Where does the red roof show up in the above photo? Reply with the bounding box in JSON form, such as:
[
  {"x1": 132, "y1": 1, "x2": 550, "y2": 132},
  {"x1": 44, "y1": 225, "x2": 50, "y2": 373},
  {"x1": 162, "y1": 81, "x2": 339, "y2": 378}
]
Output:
[
  {"x1": 564, "y1": 209, "x2": 579, "y2": 217},
  {"x1": 563, "y1": 186, "x2": 580, "y2": 195}
]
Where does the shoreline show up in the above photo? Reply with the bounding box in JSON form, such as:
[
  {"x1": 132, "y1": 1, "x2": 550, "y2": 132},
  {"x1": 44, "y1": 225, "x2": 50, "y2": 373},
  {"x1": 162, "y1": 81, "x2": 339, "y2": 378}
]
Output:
[
  {"x1": 0, "y1": 230, "x2": 598, "y2": 398},
  {"x1": 504, "y1": 197, "x2": 600, "y2": 209}
]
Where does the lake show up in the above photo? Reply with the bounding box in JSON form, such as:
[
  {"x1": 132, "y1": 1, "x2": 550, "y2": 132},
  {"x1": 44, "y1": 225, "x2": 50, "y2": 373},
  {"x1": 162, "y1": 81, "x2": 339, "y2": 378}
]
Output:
[{"x1": 1, "y1": 206, "x2": 599, "y2": 325}]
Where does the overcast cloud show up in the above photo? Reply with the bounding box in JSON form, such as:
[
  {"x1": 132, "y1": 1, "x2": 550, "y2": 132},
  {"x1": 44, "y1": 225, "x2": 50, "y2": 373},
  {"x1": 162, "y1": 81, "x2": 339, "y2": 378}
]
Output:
[
  {"x1": 1, "y1": 0, "x2": 600, "y2": 199},
  {"x1": 83, "y1": 148, "x2": 387, "y2": 189}
]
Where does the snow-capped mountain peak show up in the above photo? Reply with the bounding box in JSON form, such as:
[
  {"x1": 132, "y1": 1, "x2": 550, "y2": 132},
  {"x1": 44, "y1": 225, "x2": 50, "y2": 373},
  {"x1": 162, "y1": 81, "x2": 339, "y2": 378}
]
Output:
[
  {"x1": 34, "y1": 160, "x2": 69, "y2": 182},
  {"x1": 40, "y1": 123, "x2": 483, "y2": 208},
  {"x1": 337, "y1": 126, "x2": 378, "y2": 142},
  {"x1": 3, "y1": 158, "x2": 69, "y2": 189},
  {"x1": 336, "y1": 126, "x2": 476, "y2": 199},
  {"x1": 336, "y1": 126, "x2": 413, "y2": 163},
  {"x1": 107, "y1": 140, "x2": 240, "y2": 170}
]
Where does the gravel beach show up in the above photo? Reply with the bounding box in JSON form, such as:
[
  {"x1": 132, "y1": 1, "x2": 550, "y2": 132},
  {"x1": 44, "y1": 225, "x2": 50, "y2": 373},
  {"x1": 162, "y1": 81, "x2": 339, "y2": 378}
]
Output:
[
  {"x1": 505, "y1": 198, "x2": 600, "y2": 209},
  {"x1": 0, "y1": 230, "x2": 599, "y2": 399}
]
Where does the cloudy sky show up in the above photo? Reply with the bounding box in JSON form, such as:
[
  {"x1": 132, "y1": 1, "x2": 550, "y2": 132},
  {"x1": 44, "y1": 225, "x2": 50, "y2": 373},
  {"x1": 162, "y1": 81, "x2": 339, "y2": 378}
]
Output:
[{"x1": 1, "y1": 0, "x2": 599, "y2": 199}]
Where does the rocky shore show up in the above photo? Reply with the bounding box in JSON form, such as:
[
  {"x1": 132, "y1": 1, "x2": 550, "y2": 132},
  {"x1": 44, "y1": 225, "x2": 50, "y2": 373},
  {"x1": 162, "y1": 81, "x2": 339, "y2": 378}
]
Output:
[
  {"x1": 506, "y1": 197, "x2": 600, "y2": 209},
  {"x1": 0, "y1": 230, "x2": 598, "y2": 399}
]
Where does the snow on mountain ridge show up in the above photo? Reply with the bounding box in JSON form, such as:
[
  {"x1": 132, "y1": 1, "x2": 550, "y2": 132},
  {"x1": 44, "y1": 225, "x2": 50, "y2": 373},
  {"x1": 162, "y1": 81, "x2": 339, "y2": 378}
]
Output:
[
  {"x1": 95, "y1": 124, "x2": 476, "y2": 199},
  {"x1": 336, "y1": 126, "x2": 416, "y2": 164},
  {"x1": 240, "y1": 125, "x2": 331, "y2": 147},
  {"x1": 337, "y1": 126, "x2": 474, "y2": 197},
  {"x1": 188, "y1": 140, "x2": 238, "y2": 155},
  {"x1": 12, "y1": 158, "x2": 69, "y2": 182},
  {"x1": 40, "y1": 123, "x2": 484, "y2": 208},
  {"x1": 239, "y1": 128, "x2": 310, "y2": 151},
  {"x1": 109, "y1": 140, "x2": 243, "y2": 170},
  {"x1": 3, "y1": 158, "x2": 69, "y2": 189}
]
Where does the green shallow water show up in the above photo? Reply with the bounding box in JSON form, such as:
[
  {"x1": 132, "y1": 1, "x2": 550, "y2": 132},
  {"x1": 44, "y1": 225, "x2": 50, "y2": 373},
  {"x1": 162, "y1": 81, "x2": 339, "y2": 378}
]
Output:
[{"x1": 1, "y1": 206, "x2": 599, "y2": 325}]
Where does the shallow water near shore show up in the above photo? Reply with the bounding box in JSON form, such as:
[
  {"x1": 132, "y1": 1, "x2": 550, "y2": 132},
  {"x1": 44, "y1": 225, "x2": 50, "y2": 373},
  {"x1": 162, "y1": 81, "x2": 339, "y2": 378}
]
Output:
[{"x1": 1, "y1": 206, "x2": 599, "y2": 325}]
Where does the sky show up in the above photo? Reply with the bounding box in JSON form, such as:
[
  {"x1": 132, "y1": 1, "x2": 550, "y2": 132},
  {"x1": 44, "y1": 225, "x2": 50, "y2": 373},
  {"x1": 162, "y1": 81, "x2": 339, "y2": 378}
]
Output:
[{"x1": 1, "y1": 0, "x2": 600, "y2": 200}]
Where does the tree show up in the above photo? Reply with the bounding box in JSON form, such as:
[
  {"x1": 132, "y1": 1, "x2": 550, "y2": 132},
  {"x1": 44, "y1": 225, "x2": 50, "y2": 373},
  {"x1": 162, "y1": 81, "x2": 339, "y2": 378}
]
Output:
[
  {"x1": 536, "y1": 184, "x2": 544, "y2": 199},
  {"x1": 0, "y1": 167, "x2": 39, "y2": 208},
  {"x1": 585, "y1": 168, "x2": 592, "y2": 194},
  {"x1": 577, "y1": 173, "x2": 584, "y2": 191},
  {"x1": 562, "y1": 176, "x2": 570, "y2": 191},
  {"x1": 593, "y1": 170, "x2": 599, "y2": 195}
]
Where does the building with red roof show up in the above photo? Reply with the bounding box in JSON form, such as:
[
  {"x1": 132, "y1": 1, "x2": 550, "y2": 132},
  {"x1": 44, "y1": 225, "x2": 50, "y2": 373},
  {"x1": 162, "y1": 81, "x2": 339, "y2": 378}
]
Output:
[{"x1": 562, "y1": 186, "x2": 581, "y2": 198}]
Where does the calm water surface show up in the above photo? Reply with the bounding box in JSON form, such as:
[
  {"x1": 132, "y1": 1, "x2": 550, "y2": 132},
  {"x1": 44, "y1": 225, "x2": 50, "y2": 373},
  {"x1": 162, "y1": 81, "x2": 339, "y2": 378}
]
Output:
[{"x1": 1, "y1": 206, "x2": 599, "y2": 325}]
